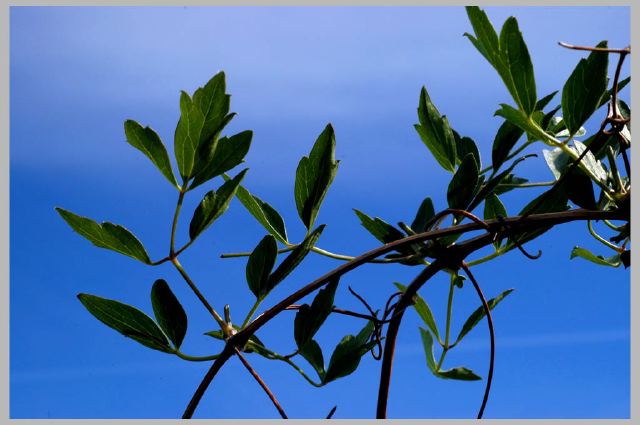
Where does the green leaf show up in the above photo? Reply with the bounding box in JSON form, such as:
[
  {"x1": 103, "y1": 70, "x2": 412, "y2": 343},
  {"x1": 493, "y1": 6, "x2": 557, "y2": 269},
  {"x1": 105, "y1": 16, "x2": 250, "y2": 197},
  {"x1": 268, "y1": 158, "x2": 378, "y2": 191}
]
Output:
[
  {"x1": 294, "y1": 279, "x2": 339, "y2": 348},
  {"x1": 192, "y1": 72, "x2": 230, "y2": 147},
  {"x1": 492, "y1": 120, "x2": 524, "y2": 171},
  {"x1": 190, "y1": 130, "x2": 253, "y2": 190},
  {"x1": 536, "y1": 91, "x2": 558, "y2": 111},
  {"x1": 231, "y1": 182, "x2": 288, "y2": 243},
  {"x1": 323, "y1": 321, "x2": 376, "y2": 384},
  {"x1": 420, "y1": 327, "x2": 481, "y2": 380},
  {"x1": 572, "y1": 140, "x2": 608, "y2": 185},
  {"x1": 437, "y1": 367, "x2": 482, "y2": 380},
  {"x1": 447, "y1": 153, "x2": 479, "y2": 210},
  {"x1": 464, "y1": 7, "x2": 501, "y2": 65},
  {"x1": 151, "y1": 279, "x2": 187, "y2": 349},
  {"x1": 267, "y1": 225, "x2": 325, "y2": 293},
  {"x1": 483, "y1": 193, "x2": 507, "y2": 221},
  {"x1": 454, "y1": 289, "x2": 514, "y2": 345},
  {"x1": 124, "y1": 120, "x2": 178, "y2": 188},
  {"x1": 394, "y1": 283, "x2": 440, "y2": 343},
  {"x1": 56, "y1": 208, "x2": 151, "y2": 264},
  {"x1": 499, "y1": 17, "x2": 537, "y2": 115},
  {"x1": 484, "y1": 194, "x2": 507, "y2": 249},
  {"x1": 299, "y1": 339, "x2": 325, "y2": 380},
  {"x1": 77, "y1": 293, "x2": 171, "y2": 352},
  {"x1": 597, "y1": 76, "x2": 630, "y2": 109},
  {"x1": 542, "y1": 148, "x2": 569, "y2": 180},
  {"x1": 419, "y1": 327, "x2": 439, "y2": 374},
  {"x1": 411, "y1": 197, "x2": 436, "y2": 234},
  {"x1": 246, "y1": 235, "x2": 278, "y2": 299},
  {"x1": 415, "y1": 87, "x2": 457, "y2": 172},
  {"x1": 294, "y1": 124, "x2": 339, "y2": 229},
  {"x1": 494, "y1": 104, "x2": 549, "y2": 143},
  {"x1": 188, "y1": 169, "x2": 248, "y2": 240},
  {"x1": 455, "y1": 132, "x2": 481, "y2": 170},
  {"x1": 353, "y1": 209, "x2": 405, "y2": 244},
  {"x1": 570, "y1": 247, "x2": 621, "y2": 267},
  {"x1": 174, "y1": 91, "x2": 205, "y2": 180},
  {"x1": 562, "y1": 41, "x2": 609, "y2": 135}
]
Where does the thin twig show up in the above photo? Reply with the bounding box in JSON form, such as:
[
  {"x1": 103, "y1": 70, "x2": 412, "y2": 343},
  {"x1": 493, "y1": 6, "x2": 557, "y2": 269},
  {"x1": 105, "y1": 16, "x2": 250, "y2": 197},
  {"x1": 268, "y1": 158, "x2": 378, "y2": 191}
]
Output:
[
  {"x1": 558, "y1": 41, "x2": 631, "y2": 54},
  {"x1": 461, "y1": 263, "x2": 495, "y2": 419},
  {"x1": 234, "y1": 348, "x2": 288, "y2": 419}
]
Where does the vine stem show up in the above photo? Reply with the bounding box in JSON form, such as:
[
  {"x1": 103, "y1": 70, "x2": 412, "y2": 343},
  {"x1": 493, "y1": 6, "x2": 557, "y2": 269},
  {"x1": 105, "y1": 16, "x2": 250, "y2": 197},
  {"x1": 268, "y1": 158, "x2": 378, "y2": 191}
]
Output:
[
  {"x1": 376, "y1": 260, "x2": 446, "y2": 418},
  {"x1": 234, "y1": 348, "x2": 288, "y2": 419},
  {"x1": 182, "y1": 207, "x2": 627, "y2": 419},
  {"x1": 172, "y1": 257, "x2": 226, "y2": 330},
  {"x1": 461, "y1": 263, "x2": 495, "y2": 419},
  {"x1": 587, "y1": 220, "x2": 623, "y2": 252},
  {"x1": 241, "y1": 298, "x2": 263, "y2": 328}
]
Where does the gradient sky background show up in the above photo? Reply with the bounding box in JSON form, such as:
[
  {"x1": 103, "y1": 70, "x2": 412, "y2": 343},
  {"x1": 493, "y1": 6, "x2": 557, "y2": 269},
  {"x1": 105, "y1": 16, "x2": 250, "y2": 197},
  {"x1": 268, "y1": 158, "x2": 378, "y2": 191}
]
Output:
[{"x1": 10, "y1": 6, "x2": 630, "y2": 419}]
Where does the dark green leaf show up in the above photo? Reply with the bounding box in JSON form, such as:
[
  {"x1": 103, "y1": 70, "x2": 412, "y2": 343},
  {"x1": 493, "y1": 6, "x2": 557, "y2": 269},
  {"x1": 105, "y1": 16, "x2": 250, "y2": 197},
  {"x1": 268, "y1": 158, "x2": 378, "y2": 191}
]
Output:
[
  {"x1": 621, "y1": 250, "x2": 630, "y2": 269},
  {"x1": 570, "y1": 247, "x2": 621, "y2": 267},
  {"x1": 411, "y1": 197, "x2": 436, "y2": 234},
  {"x1": 56, "y1": 208, "x2": 151, "y2": 264},
  {"x1": 394, "y1": 283, "x2": 440, "y2": 343},
  {"x1": 294, "y1": 124, "x2": 339, "y2": 230},
  {"x1": 438, "y1": 366, "x2": 482, "y2": 381},
  {"x1": 188, "y1": 169, "x2": 247, "y2": 240},
  {"x1": 124, "y1": 120, "x2": 178, "y2": 188},
  {"x1": 151, "y1": 279, "x2": 187, "y2": 349},
  {"x1": 566, "y1": 167, "x2": 597, "y2": 210},
  {"x1": 190, "y1": 130, "x2": 252, "y2": 190},
  {"x1": 174, "y1": 91, "x2": 205, "y2": 180},
  {"x1": 455, "y1": 132, "x2": 481, "y2": 170},
  {"x1": 231, "y1": 181, "x2": 288, "y2": 243},
  {"x1": 447, "y1": 153, "x2": 479, "y2": 210},
  {"x1": 535, "y1": 91, "x2": 558, "y2": 111},
  {"x1": 267, "y1": 225, "x2": 325, "y2": 293},
  {"x1": 562, "y1": 41, "x2": 609, "y2": 135},
  {"x1": 454, "y1": 289, "x2": 514, "y2": 345},
  {"x1": 77, "y1": 293, "x2": 171, "y2": 352},
  {"x1": 499, "y1": 17, "x2": 537, "y2": 115},
  {"x1": 299, "y1": 339, "x2": 325, "y2": 380},
  {"x1": 492, "y1": 120, "x2": 524, "y2": 171},
  {"x1": 323, "y1": 321, "x2": 375, "y2": 384},
  {"x1": 246, "y1": 235, "x2": 278, "y2": 299},
  {"x1": 415, "y1": 87, "x2": 457, "y2": 172},
  {"x1": 294, "y1": 279, "x2": 339, "y2": 348},
  {"x1": 597, "y1": 77, "x2": 630, "y2": 109},
  {"x1": 353, "y1": 209, "x2": 405, "y2": 244},
  {"x1": 464, "y1": 7, "x2": 501, "y2": 65},
  {"x1": 484, "y1": 194, "x2": 507, "y2": 249},
  {"x1": 484, "y1": 193, "x2": 507, "y2": 221}
]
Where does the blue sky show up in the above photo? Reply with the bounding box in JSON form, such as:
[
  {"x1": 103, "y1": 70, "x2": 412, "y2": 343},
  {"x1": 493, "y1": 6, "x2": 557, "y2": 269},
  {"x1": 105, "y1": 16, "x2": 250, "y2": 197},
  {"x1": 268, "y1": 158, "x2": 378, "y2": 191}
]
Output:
[{"x1": 10, "y1": 6, "x2": 630, "y2": 419}]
